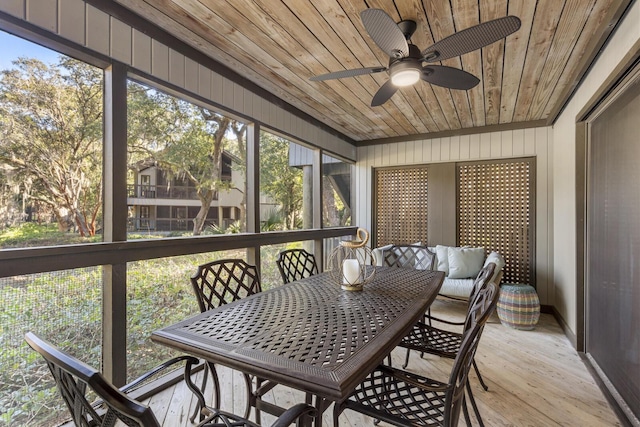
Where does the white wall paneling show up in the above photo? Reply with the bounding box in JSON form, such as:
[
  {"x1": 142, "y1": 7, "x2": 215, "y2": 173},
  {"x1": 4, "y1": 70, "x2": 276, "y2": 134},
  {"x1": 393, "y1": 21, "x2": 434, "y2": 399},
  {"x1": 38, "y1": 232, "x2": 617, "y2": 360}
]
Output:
[
  {"x1": 1, "y1": 0, "x2": 24, "y2": 18},
  {"x1": 168, "y1": 48, "x2": 185, "y2": 89},
  {"x1": 85, "y1": 4, "x2": 109, "y2": 56},
  {"x1": 110, "y1": 18, "x2": 131, "y2": 65},
  {"x1": 58, "y1": 0, "x2": 85, "y2": 45},
  {"x1": 184, "y1": 56, "x2": 198, "y2": 94},
  {"x1": 150, "y1": 39, "x2": 169, "y2": 81},
  {"x1": 27, "y1": 0, "x2": 57, "y2": 33},
  {"x1": 131, "y1": 30, "x2": 151, "y2": 74},
  {"x1": 355, "y1": 128, "x2": 554, "y2": 305}
]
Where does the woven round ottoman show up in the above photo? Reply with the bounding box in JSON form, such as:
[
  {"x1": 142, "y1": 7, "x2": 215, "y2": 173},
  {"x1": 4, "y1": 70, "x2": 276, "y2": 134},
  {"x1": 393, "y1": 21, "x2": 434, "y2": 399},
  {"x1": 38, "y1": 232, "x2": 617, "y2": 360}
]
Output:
[{"x1": 497, "y1": 283, "x2": 540, "y2": 330}]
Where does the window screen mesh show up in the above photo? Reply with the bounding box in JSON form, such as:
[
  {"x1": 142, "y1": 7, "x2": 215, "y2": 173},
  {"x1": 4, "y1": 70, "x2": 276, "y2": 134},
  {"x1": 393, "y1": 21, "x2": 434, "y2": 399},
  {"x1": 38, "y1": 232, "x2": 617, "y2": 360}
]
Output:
[
  {"x1": 375, "y1": 167, "x2": 428, "y2": 246},
  {"x1": 457, "y1": 160, "x2": 534, "y2": 285}
]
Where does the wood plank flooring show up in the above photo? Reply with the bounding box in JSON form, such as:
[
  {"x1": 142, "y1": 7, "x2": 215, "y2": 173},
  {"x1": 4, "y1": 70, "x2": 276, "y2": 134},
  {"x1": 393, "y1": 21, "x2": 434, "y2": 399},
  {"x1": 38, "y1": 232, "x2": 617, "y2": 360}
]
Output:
[{"x1": 143, "y1": 298, "x2": 621, "y2": 426}]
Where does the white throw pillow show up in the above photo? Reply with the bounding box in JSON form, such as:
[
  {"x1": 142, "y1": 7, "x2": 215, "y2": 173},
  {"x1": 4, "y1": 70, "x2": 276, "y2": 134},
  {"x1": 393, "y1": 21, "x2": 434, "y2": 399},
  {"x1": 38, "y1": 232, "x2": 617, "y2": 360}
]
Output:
[
  {"x1": 483, "y1": 251, "x2": 506, "y2": 280},
  {"x1": 447, "y1": 247, "x2": 485, "y2": 279},
  {"x1": 435, "y1": 245, "x2": 450, "y2": 275}
]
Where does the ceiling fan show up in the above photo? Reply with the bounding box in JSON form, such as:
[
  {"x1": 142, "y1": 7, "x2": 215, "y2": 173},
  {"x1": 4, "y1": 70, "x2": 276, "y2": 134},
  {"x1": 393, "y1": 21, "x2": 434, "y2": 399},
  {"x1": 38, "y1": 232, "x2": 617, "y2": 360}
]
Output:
[{"x1": 310, "y1": 9, "x2": 521, "y2": 107}]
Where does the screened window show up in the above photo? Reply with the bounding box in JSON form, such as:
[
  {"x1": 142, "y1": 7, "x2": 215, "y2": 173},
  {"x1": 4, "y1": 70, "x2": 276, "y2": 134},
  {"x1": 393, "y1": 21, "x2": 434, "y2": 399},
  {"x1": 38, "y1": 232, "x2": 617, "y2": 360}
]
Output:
[
  {"x1": 323, "y1": 154, "x2": 352, "y2": 227},
  {"x1": 127, "y1": 80, "x2": 247, "y2": 237},
  {"x1": 0, "y1": 31, "x2": 103, "y2": 248},
  {"x1": 259, "y1": 131, "x2": 313, "y2": 230}
]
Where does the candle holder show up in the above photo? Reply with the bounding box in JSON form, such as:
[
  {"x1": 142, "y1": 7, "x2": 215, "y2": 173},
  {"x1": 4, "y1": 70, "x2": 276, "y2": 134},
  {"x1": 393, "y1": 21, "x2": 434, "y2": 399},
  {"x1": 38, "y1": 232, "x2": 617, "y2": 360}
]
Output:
[{"x1": 328, "y1": 228, "x2": 376, "y2": 291}]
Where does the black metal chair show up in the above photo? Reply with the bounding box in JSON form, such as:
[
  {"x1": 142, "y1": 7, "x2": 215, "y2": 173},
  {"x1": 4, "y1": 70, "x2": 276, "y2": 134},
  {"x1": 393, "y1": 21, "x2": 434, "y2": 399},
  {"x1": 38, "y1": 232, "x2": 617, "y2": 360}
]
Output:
[
  {"x1": 190, "y1": 258, "x2": 262, "y2": 312},
  {"x1": 25, "y1": 332, "x2": 315, "y2": 427},
  {"x1": 276, "y1": 249, "x2": 318, "y2": 284},
  {"x1": 397, "y1": 263, "x2": 497, "y2": 427},
  {"x1": 190, "y1": 259, "x2": 262, "y2": 420},
  {"x1": 333, "y1": 282, "x2": 500, "y2": 427},
  {"x1": 381, "y1": 244, "x2": 436, "y2": 270}
]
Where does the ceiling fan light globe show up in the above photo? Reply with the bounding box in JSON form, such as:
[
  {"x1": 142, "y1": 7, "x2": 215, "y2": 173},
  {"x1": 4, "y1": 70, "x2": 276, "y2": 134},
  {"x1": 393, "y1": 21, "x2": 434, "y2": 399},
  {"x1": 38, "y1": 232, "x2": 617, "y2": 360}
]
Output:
[{"x1": 390, "y1": 68, "x2": 420, "y2": 87}]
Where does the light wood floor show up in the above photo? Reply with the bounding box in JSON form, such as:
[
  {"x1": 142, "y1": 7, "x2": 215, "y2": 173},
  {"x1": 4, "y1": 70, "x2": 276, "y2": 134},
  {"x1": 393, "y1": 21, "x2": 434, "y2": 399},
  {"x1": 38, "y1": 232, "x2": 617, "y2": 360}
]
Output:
[{"x1": 143, "y1": 298, "x2": 621, "y2": 427}]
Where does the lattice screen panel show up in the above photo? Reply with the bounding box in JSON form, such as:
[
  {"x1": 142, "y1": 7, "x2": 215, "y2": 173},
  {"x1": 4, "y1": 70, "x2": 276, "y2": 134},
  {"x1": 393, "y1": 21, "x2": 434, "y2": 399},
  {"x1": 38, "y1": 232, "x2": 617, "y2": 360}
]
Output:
[
  {"x1": 375, "y1": 167, "x2": 428, "y2": 246},
  {"x1": 457, "y1": 160, "x2": 534, "y2": 286}
]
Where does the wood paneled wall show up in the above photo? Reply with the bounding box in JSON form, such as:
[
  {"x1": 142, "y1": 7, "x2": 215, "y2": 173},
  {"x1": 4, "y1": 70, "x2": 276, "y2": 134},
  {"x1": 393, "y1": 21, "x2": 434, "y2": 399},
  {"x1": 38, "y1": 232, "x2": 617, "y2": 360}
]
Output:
[
  {"x1": 0, "y1": 0, "x2": 355, "y2": 162},
  {"x1": 355, "y1": 127, "x2": 554, "y2": 305}
]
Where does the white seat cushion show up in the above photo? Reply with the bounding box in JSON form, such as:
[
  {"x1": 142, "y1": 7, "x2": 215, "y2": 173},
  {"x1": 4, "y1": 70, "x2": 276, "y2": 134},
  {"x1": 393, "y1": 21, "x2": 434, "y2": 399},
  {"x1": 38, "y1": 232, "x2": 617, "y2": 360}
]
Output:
[{"x1": 440, "y1": 278, "x2": 475, "y2": 298}]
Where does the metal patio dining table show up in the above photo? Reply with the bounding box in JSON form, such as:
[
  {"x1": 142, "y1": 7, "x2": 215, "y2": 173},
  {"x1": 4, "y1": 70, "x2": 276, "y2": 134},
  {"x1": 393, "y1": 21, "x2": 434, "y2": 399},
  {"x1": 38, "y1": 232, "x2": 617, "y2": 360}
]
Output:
[{"x1": 151, "y1": 266, "x2": 444, "y2": 425}]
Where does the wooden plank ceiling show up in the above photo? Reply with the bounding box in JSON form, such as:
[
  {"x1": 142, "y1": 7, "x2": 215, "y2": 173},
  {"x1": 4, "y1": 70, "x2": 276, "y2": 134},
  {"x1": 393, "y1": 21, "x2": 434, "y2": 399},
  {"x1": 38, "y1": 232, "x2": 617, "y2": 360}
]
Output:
[{"x1": 114, "y1": 0, "x2": 629, "y2": 143}]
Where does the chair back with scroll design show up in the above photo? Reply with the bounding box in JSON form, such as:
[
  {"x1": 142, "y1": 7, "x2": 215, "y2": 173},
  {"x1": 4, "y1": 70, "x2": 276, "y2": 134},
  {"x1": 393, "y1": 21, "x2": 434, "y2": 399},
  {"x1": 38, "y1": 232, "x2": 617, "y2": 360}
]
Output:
[
  {"x1": 25, "y1": 331, "x2": 197, "y2": 427},
  {"x1": 191, "y1": 259, "x2": 262, "y2": 313},
  {"x1": 276, "y1": 249, "x2": 319, "y2": 284},
  {"x1": 445, "y1": 281, "x2": 500, "y2": 425},
  {"x1": 467, "y1": 262, "x2": 496, "y2": 306},
  {"x1": 25, "y1": 332, "x2": 316, "y2": 427},
  {"x1": 382, "y1": 245, "x2": 435, "y2": 270},
  {"x1": 335, "y1": 282, "x2": 500, "y2": 427}
]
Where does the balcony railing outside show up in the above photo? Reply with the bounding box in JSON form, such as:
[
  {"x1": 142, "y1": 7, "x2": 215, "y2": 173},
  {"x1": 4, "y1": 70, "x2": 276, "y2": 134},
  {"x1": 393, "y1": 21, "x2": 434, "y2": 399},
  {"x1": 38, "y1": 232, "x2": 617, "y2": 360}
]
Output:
[
  {"x1": 127, "y1": 218, "x2": 225, "y2": 232},
  {"x1": 127, "y1": 184, "x2": 204, "y2": 200},
  {"x1": 127, "y1": 181, "x2": 230, "y2": 200}
]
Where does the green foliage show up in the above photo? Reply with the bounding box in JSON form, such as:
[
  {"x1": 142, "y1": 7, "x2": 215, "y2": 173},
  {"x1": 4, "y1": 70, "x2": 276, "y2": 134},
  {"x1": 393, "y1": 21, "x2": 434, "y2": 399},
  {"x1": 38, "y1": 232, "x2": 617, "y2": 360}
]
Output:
[
  {"x1": 206, "y1": 220, "x2": 241, "y2": 234},
  {"x1": 261, "y1": 210, "x2": 284, "y2": 231},
  {"x1": 259, "y1": 133, "x2": 303, "y2": 230},
  {"x1": 0, "y1": 266, "x2": 102, "y2": 426},
  {"x1": 259, "y1": 242, "x2": 305, "y2": 291},
  {"x1": 0, "y1": 57, "x2": 103, "y2": 236},
  {"x1": 0, "y1": 223, "x2": 100, "y2": 248}
]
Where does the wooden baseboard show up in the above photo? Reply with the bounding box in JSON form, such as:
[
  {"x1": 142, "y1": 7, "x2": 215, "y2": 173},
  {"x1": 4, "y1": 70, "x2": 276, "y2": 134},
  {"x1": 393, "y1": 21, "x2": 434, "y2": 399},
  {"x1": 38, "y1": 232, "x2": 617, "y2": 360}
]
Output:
[
  {"x1": 540, "y1": 304, "x2": 554, "y2": 314},
  {"x1": 549, "y1": 306, "x2": 577, "y2": 349}
]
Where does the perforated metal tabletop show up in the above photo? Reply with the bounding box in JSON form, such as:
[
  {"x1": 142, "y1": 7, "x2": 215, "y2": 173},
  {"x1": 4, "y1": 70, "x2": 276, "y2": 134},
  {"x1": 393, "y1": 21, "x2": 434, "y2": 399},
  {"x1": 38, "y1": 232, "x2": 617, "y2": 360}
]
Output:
[{"x1": 151, "y1": 267, "x2": 443, "y2": 401}]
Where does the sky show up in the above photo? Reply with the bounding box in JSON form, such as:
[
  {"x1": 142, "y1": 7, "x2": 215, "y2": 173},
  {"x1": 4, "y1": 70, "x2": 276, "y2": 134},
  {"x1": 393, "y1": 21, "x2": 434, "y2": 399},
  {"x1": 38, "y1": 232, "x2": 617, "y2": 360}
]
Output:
[{"x1": 0, "y1": 29, "x2": 62, "y2": 71}]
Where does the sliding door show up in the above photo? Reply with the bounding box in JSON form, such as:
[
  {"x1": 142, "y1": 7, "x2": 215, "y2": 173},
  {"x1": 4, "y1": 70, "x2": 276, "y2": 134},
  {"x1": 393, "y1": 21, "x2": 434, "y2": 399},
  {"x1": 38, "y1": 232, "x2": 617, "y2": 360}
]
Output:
[{"x1": 587, "y1": 68, "x2": 640, "y2": 421}]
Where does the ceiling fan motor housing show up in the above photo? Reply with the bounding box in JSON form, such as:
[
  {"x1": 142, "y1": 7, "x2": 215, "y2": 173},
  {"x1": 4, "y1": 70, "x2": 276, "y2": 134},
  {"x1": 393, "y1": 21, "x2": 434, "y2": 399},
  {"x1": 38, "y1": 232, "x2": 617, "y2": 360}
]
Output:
[{"x1": 389, "y1": 44, "x2": 422, "y2": 86}]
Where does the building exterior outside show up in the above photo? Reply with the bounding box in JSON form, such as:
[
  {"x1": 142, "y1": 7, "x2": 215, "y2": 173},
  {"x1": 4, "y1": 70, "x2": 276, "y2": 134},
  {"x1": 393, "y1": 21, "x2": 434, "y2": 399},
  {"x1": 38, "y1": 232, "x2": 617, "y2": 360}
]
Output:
[{"x1": 127, "y1": 152, "x2": 243, "y2": 232}]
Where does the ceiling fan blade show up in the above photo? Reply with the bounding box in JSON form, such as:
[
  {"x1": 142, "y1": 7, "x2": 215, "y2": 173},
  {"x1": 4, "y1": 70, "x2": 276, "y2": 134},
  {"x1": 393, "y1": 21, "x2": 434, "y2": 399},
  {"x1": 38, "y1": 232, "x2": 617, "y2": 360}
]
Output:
[
  {"x1": 422, "y1": 16, "x2": 521, "y2": 62},
  {"x1": 310, "y1": 66, "x2": 387, "y2": 81},
  {"x1": 371, "y1": 80, "x2": 398, "y2": 106},
  {"x1": 360, "y1": 9, "x2": 409, "y2": 59},
  {"x1": 421, "y1": 65, "x2": 480, "y2": 90}
]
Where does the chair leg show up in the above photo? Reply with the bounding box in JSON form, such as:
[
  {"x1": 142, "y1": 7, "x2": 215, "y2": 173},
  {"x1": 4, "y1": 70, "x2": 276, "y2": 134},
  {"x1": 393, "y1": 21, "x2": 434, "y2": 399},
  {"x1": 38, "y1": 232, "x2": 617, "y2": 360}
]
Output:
[
  {"x1": 210, "y1": 363, "x2": 221, "y2": 409},
  {"x1": 186, "y1": 363, "x2": 209, "y2": 424},
  {"x1": 190, "y1": 362, "x2": 220, "y2": 423},
  {"x1": 473, "y1": 360, "x2": 489, "y2": 391},
  {"x1": 254, "y1": 377, "x2": 262, "y2": 424},
  {"x1": 462, "y1": 394, "x2": 472, "y2": 427},
  {"x1": 402, "y1": 348, "x2": 411, "y2": 369},
  {"x1": 243, "y1": 373, "x2": 254, "y2": 420},
  {"x1": 333, "y1": 401, "x2": 343, "y2": 427},
  {"x1": 465, "y1": 380, "x2": 485, "y2": 427}
]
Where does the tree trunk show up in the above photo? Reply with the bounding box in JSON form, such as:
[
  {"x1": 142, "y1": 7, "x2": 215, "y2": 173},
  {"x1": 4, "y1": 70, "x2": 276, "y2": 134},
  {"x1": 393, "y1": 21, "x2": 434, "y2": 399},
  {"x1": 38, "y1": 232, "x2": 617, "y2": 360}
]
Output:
[
  {"x1": 53, "y1": 208, "x2": 74, "y2": 232},
  {"x1": 73, "y1": 209, "x2": 92, "y2": 237},
  {"x1": 323, "y1": 177, "x2": 340, "y2": 227},
  {"x1": 193, "y1": 189, "x2": 214, "y2": 235}
]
